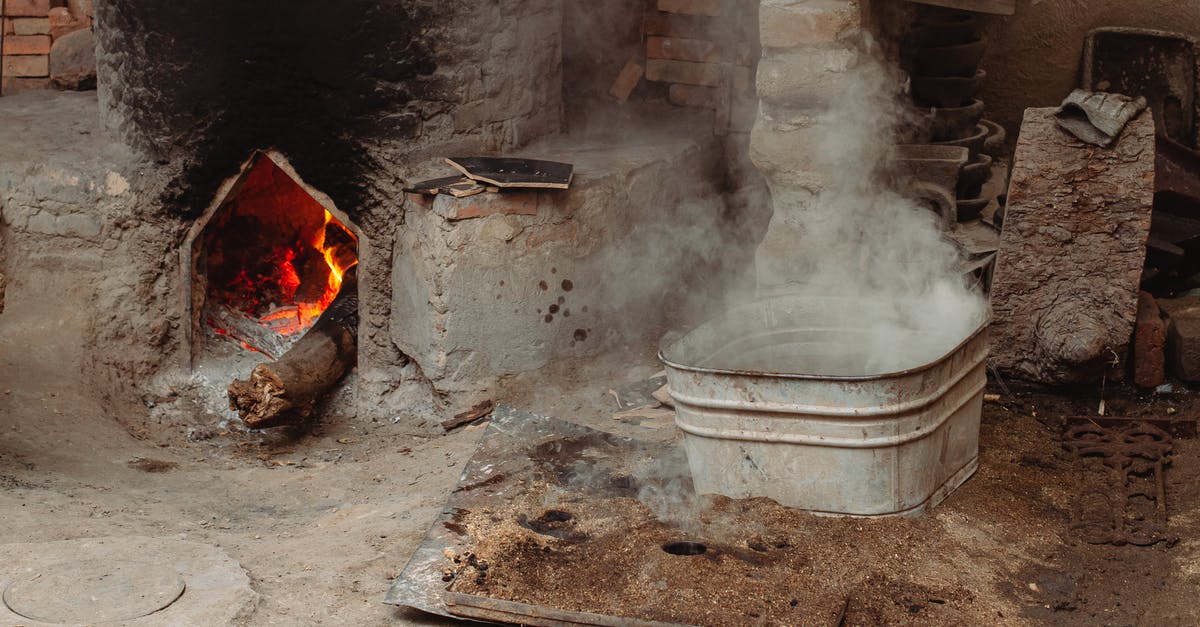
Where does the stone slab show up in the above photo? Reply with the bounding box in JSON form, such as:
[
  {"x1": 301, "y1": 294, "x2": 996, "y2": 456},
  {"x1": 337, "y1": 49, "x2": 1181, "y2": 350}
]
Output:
[
  {"x1": 1159, "y1": 294, "x2": 1200, "y2": 382},
  {"x1": 0, "y1": 536, "x2": 258, "y2": 625},
  {"x1": 989, "y1": 107, "x2": 1154, "y2": 383}
]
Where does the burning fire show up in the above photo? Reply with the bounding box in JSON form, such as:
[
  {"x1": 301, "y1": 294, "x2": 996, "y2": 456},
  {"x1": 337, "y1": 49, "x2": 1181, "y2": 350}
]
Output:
[
  {"x1": 257, "y1": 210, "x2": 358, "y2": 336},
  {"x1": 207, "y1": 208, "x2": 358, "y2": 356}
]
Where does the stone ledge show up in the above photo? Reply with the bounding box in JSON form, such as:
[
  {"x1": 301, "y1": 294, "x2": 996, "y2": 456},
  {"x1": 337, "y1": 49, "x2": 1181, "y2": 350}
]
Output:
[{"x1": 392, "y1": 129, "x2": 727, "y2": 394}]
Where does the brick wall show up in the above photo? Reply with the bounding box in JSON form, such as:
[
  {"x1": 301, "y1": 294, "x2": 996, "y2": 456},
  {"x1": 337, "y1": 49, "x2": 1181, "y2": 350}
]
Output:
[
  {"x1": 612, "y1": 0, "x2": 760, "y2": 136},
  {"x1": 0, "y1": 0, "x2": 91, "y2": 93}
]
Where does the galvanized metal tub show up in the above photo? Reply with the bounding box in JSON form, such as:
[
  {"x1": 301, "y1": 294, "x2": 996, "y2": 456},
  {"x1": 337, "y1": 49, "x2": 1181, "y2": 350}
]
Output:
[{"x1": 659, "y1": 294, "x2": 989, "y2": 517}]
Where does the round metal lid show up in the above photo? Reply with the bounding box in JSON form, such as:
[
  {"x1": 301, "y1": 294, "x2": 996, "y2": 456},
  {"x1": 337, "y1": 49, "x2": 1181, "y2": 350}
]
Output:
[{"x1": 3, "y1": 560, "x2": 186, "y2": 624}]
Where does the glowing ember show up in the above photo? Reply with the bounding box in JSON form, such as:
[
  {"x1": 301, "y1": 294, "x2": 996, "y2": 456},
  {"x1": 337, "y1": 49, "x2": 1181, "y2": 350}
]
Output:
[
  {"x1": 200, "y1": 153, "x2": 359, "y2": 358},
  {"x1": 250, "y1": 211, "x2": 358, "y2": 337}
]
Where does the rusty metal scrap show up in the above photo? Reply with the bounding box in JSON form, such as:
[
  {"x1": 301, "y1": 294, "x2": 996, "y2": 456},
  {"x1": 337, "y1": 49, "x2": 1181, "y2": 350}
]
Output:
[{"x1": 1062, "y1": 421, "x2": 1175, "y2": 547}]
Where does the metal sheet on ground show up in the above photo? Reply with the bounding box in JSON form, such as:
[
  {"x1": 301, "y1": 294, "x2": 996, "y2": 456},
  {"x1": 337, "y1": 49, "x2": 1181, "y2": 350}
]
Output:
[{"x1": 383, "y1": 405, "x2": 680, "y2": 624}]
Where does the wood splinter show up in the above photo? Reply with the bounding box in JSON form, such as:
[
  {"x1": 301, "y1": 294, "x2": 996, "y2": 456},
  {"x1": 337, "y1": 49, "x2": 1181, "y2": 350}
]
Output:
[{"x1": 228, "y1": 269, "x2": 358, "y2": 429}]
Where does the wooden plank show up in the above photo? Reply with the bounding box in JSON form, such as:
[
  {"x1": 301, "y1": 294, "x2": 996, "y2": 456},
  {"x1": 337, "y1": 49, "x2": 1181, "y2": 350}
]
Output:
[
  {"x1": 442, "y1": 400, "x2": 495, "y2": 431},
  {"x1": 609, "y1": 58, "x2": 644, "y2": 102},
  {"x1": 444, "y1": 157, "x2": 573, "y2": 190},
  {"x1": 403, "y1": 175, "x2": 469, "y2": 195},
  {"x1": 444, "y1": 180, "x2": 487, "y2": 198}
]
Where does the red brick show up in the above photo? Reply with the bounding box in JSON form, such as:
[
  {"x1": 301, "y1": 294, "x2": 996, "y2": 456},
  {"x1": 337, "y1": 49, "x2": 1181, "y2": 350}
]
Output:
[
  {"x1": 1, "y1": 76, "x2": 51, "y2": 92},
  {"x1": 609, "y1": 58, "x2": 643, "y2": 102},
  {"x1": 645, "y1": 58, "x2": 723, "y2": 87},
  {"x1": 643, "y1": 11, "x2": 710, "y2": 39},
  {"x1": 647, "y1": 36, "x2": 721, "y2": 63},
  {"x1": 2, "y1": 54, "x2": 49, "y2": 77},
  {"x1": 759, "y1": 0, "x2": 861, "y2": 49},
  {"x1": 2, "y1": 34, "x2": 50, "y2": 55},
  {"x1": 526, "y1": 222, "x2": 577, "y2": 249},
  {"x1": 12, "y1": 17, "x2": 50, "y2": 35},
  {"x1": 2, "y1": 19, "x2": 13, "y2": 36},
  {"x1": 48, "y1": 7, "x2": 89, "y2": 39},
  {"x1": 1134, "y1": 291, "x2": 1166, "y2": 388},
  {"x1": 668, "y1": 83, "x2": 719, "y2": 108},
  {"x1": 658, "y1": 0, "x2": 724, "y2": 16},
  {"x1": 5, "y1": 0, "x2": 49, "y2": 17},
  {"x1": 437, "y1": 191, "x2": 539, "y2": 221}
]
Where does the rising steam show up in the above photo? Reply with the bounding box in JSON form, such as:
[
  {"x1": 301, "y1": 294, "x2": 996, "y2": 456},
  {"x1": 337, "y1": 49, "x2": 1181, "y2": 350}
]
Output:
[{"x1": 751, "y1": 38, "x2": 987, "y2": 375}]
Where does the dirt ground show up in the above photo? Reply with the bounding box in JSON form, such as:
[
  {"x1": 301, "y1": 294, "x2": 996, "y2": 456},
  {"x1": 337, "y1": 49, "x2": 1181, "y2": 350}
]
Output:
[{"x1": 3, "y1": 262, "x2": 1200, "y2": 626}]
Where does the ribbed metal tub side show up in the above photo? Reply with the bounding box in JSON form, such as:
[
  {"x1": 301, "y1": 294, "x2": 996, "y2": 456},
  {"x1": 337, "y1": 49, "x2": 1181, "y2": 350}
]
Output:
[{"x1": 660, "y1": 295, "x2": 990, "y2": 517}]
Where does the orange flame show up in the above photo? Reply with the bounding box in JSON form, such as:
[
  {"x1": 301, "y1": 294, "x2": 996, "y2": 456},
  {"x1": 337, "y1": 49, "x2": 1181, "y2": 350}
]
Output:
[{"x1": 257, "y1": 210, "x2": 357, "y2": 337}]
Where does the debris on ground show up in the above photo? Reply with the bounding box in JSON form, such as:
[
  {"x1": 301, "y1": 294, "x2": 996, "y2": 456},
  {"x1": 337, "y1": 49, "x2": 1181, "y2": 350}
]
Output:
[{"x1": 442, "y1": 400, "x2": 496, "y2": 432}]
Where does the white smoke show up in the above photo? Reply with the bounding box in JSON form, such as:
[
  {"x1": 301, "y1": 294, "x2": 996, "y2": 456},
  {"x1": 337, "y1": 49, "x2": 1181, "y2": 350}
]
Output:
[{"x1": 750, "y1": 38, "x2": 987, "y2": 375}]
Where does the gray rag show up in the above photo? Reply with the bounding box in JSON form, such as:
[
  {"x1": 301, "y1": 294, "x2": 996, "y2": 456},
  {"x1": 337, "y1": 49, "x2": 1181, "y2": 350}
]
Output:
[{"x1": 1054, "y1": 89, "x2": 1148, "y2": 146}]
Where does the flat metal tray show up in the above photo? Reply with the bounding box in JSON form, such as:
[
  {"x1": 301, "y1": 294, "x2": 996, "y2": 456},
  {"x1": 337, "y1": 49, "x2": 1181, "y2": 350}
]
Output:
[{"x1": 384, "y1": 405, "x2": 687, "y2": 626}]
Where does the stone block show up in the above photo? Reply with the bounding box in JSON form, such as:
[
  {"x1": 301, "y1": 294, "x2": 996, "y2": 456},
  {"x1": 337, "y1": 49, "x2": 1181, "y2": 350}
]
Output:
[
  {"x1": 1133, "y1": 291, "x2": 1166, "y2": 388},
  {"x1": 2, "y1": 54, "x2": 49, "y2": 77},
  {"x1": 49, "y1": 27, "x2": 95, "y2": 90},
  {"x1": 5, "y1": 0, "x2": 49, "y2": 17},
  {"x1": 645, "y1": 58, "x2": 723, "y2": 87},
  {"x1": 647, "y1": 36, "x2": 721, "y2": 63},
  {"x1": 431, "y1": 190, "x2": 539, "y2": 221},
  {"x1": 1159, "y1": 295, "x2": 1200, "y2": 382},
  {"x1": 759, "y1": 0, "x2": 861, "y2": 49},
  {"x1": 989, "y1": 108, "x2": 1155, "y2": 383},
  {"x1": 12, "y1": 17, "x2": 50, "y2": 35},
  {"x1": 756, "y1": 47, "x2": 854, "y2": 107},
  {"x1": 754, "y1": 187, "x2": 820, "y2": 288},
  {"x1": 748, "y1": 105, "x2": 823, "y2": 183},
  {"x1": 657, "y1": 0, "x2": 724, "y2": 16},
  {"x1": 2, "y1": 34, "x2": 50, "y2": 55}
]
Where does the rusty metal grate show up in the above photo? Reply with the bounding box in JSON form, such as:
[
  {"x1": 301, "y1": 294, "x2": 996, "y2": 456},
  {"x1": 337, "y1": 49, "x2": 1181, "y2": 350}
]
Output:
[{"x1": 1063, "y1": 421, "x2": 1175, "y2": 547}]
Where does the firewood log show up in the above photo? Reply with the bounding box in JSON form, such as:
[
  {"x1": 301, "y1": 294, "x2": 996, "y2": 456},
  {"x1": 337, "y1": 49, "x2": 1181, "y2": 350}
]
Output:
[{"x1": 228, "y1": 269, "x2": 357, "y2": 429}]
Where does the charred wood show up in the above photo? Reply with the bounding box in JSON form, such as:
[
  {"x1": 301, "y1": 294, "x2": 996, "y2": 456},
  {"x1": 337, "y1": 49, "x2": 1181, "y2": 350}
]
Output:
[{"x1": 228, "y1": 269, "x2": 358, "y2": 429}]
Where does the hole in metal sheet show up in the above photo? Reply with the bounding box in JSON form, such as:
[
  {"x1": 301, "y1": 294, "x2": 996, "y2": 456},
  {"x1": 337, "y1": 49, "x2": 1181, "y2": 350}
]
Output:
[{"x1": 662, "y1": 541, "x2": 707, "y2": 556}]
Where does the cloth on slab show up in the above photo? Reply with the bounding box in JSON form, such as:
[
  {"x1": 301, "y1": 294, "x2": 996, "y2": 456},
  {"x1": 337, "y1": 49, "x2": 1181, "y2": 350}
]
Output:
[{"x1": 1054, "y1": 89, "x2": 1148, "y2": 147}]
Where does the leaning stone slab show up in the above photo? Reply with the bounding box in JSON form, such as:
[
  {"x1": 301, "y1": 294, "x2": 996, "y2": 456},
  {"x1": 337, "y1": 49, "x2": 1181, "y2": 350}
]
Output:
[
  {"x1": 989, "y1": 107, "x2": 1154, "y2": 383},
  {"x1": 1158, "y1": 294, "x2": 1200, "y2": 382}
]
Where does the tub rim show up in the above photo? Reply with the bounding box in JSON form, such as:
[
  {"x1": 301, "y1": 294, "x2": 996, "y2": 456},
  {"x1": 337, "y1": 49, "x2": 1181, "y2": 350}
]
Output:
[{"x1": 659, "y1": 301, "x2": 991, "y2": 382}]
